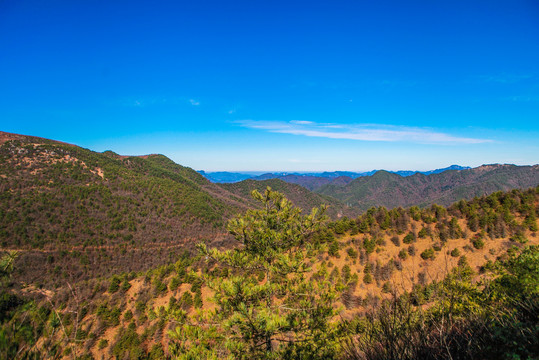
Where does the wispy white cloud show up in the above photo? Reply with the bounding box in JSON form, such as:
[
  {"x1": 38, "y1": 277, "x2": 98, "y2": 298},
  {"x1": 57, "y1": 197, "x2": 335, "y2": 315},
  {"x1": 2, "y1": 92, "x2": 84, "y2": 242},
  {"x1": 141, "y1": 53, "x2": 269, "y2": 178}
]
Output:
[
  {"x1": 290, "y1": 120, "x2": 314, "y2": 125},
  {"x1": 189, "y1": 99, "x2": 200, "y2": 106},
  {"x1": 236, "y1": 120, "x2": 491, "y2": 145}
]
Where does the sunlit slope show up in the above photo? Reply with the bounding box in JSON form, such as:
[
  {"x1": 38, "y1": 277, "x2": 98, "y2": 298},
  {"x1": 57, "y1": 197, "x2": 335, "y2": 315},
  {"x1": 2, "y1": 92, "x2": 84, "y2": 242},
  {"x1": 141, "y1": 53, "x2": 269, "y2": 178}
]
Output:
[
  {"x1": 0, "y1": 132, "x2": 248, "y2": 285},
  {"x1": 317, "y1": 165, "x2": 539, "y2": 211}
]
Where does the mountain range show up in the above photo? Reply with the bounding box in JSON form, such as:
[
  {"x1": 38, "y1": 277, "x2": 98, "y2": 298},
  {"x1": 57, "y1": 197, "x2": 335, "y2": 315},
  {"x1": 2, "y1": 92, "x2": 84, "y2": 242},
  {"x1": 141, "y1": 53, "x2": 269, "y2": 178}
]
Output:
[
  {"x1": 1, "y1": 131, "x2": 538, "y2": 285},
  {"x1": 199, "y1": 163, "x2": 539, "y2": 212},
  {"x1": 1, "y1": 131, "x2": 538, "y2": 359},
  {"x1": 0, "y1": 132, "x2": 353, "y2": 286},
  {"x1": 317, "y1": 164, "x2": 539, "y2": 211},
  {"x1": 198, "y1": 165, "x2": 470, "y2": 185}
]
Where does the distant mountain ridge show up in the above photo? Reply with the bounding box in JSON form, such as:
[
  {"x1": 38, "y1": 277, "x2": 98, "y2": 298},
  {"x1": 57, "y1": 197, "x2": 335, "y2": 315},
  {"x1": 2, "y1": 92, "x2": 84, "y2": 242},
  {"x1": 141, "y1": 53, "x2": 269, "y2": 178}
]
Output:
[
  {"x1": 2, "y1": 130, "x2": 538, "y2": 287},
  {"x1": 212, "y1": 163, "x2": 539, "y2": 212},
  {"x1": 316, "y1": 164, "x2": 539, "y2": 211},
  {"x1": 219, "y1": 179, "x2": 358, "y2": 218},
  {"x1": 200, "y1": 165, "x2": 471, "y2": 191},
  {"x1": 197, "y1": 170, "x2": 254, "y2": 183},
  {"x1": 203, "y1": 162, "x2": 539, "y2": 213}
]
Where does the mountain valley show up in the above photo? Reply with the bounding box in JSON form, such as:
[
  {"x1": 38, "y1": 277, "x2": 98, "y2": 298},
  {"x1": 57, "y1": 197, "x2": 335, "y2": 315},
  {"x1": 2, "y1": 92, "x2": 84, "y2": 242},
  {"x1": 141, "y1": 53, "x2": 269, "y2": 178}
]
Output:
[{"x1": 0, "y1": 131, "x2": 538, "y2": 359}]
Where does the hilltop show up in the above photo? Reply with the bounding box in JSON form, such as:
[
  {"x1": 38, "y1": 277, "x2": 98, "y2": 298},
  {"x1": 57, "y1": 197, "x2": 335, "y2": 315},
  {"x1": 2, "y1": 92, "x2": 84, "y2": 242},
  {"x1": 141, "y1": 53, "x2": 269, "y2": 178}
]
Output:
[
  {"x1": 0, "y1": 132, "x2": 348, "y2": 287},
  {"x1": 202, "y1": 164, "x2": 539, "y2": 211},
  {"x1": 0, "y1": 132, "x2": 246, "y2": 286},
  {"x1": 317, "y1": 164, "x2": 539, "y2": 211}
]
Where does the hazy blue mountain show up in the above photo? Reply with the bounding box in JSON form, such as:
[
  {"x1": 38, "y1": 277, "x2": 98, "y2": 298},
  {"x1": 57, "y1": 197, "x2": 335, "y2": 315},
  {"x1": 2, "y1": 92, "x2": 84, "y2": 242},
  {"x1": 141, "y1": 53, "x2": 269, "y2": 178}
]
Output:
[
  {"x1": 199, "y1": 165, "x2": 471, "y2": 189},
  {"x1": 197, "y1": 171, "x2": 255, "y2": 183}
]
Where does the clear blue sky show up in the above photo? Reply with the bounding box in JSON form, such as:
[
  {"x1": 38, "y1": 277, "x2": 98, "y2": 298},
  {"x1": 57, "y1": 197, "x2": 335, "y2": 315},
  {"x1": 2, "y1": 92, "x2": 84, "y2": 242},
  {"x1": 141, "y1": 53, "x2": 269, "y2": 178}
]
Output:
[{"x1": 1, "y1": 0, "x2": 538, "y2": 171}]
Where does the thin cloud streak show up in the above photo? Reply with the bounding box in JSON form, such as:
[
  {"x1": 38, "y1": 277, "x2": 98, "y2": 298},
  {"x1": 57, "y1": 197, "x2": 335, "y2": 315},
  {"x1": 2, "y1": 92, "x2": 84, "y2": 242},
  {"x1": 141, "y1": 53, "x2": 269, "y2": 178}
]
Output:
[{"x1": 236, "y1": 120, "x2": 492, "y2": 144}]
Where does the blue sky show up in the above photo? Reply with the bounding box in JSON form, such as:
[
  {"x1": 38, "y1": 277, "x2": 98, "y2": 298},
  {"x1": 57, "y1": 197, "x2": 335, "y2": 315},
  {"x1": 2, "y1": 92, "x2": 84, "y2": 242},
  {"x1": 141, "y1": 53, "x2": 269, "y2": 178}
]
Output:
[{"x1": 1, "y1": 0, "x2": 538, "y2": 171}]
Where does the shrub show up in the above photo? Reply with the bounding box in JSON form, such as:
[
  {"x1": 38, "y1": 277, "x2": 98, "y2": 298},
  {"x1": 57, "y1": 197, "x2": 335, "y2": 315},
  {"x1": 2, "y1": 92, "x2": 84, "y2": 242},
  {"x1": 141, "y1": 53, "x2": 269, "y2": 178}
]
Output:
[
  {"x1": 363, "y1": 237, "x2": 376, "y2": 254},
  {"x1": 148, "y1": 344, "x2": 165, "y2": 359},
  {"x1": 398, "y1": 249, "x2": 408, "y2": 260},
  {"x1": 403, "y1": 232, "x2": 415, "y2": 244},
  {"x1": 510, "y1": 232, "x2": 528, "y2": 244},
  {"x1": 329, "y1": 267, "x2": 340, "y2": 284},
  {"x1": 420, "y1": 248, "x2": 435, "y2": 260},
  {"x1": 169, "y1": 276, "x2": 182, "y2": 291},
  {"x1": 328, "y1": 241, "x2": 340, "y2": 257},
  {"x1": 168, "y1": 295, "x2": 178, "y2": 309},
  {"x1": 381, "y1": 281, "x2": 392, "y2": 293},
  {"x1": 473, "y1": 238, "x2": 485, "y2": 249},
  {"x1": 342, "y1": 264, "x2": 352, "y2": 283},
  {"x1": 346, "y1": 247, "x2": 358, "y2": 259},
  {"x1": 120, "y1": 279, "x2": 131, "y2": 292},
  {"x1": 111, "y1": 326, "x2": 143, "y2": 359},
  {"x1": 363, "y1": 273, "x2": 373, "y2": 284},
  {"x1": 153, "y1": 279, "x2": 167, "y2": 294},
  {"x1": 180, "y1": 292, "x2": 193, "y2": 310},
  {"x1": 190, "y1": 276, "x2": 204, "y2": 291},
  {"x1": 194, "y1": 291, "x2": 203, "y2": 309},
  {"x1": 96, "y1": 303, "x2": 121, "y2": 327},
  {"x1": 135, "y1": 301, "x2": 146, "y2": 315},
  {"x1": 451, "y1": 248, "x2": 461, "y2": 257},
  {"x1": 108, "y1": 276, "x2": 121, "y2": 293}
]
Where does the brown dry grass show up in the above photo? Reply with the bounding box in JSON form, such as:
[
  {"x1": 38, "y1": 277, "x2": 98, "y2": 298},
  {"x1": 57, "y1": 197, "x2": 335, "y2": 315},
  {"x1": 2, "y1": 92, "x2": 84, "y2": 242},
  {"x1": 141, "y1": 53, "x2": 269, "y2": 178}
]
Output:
[{"x1": 32, "y1": 211, "x2": 539, "y2": 359}]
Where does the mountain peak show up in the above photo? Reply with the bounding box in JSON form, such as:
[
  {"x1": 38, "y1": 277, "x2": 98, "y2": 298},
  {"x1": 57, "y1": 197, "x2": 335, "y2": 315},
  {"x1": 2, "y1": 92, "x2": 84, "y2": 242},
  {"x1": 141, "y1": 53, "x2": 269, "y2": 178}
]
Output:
[{"x1": 475, "y1": 164, "x2": 515, "y2": 172}]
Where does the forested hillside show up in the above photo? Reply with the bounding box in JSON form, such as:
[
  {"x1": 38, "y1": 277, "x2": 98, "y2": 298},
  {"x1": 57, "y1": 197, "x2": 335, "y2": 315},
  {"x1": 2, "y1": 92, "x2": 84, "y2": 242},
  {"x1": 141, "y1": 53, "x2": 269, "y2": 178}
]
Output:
[
  {"x1": 253, "y1": 173, "x2": 355, "y2": 190},
  {"x1": 0, "y1": 132, "x2": 354, "y2": 287},
  {"x1": 1, "y1": 185, "x2": 537, "y2": 359},
  {"x1": 0, "y1": 132, "x2": 249, "y2": 286},
  {"x1": 317, "y1": 164, "x2": 539, "y2": 211},
  {"x1": 219, "y1": 178, "x2": 358, "y2": 218}
]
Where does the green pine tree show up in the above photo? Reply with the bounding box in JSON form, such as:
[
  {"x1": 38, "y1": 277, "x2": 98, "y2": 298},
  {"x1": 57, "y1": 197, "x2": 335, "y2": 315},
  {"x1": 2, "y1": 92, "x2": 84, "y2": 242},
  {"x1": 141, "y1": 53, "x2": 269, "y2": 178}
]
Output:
[{"x1": 170, "y1": 188, "x2": 340, "y2": 359}]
